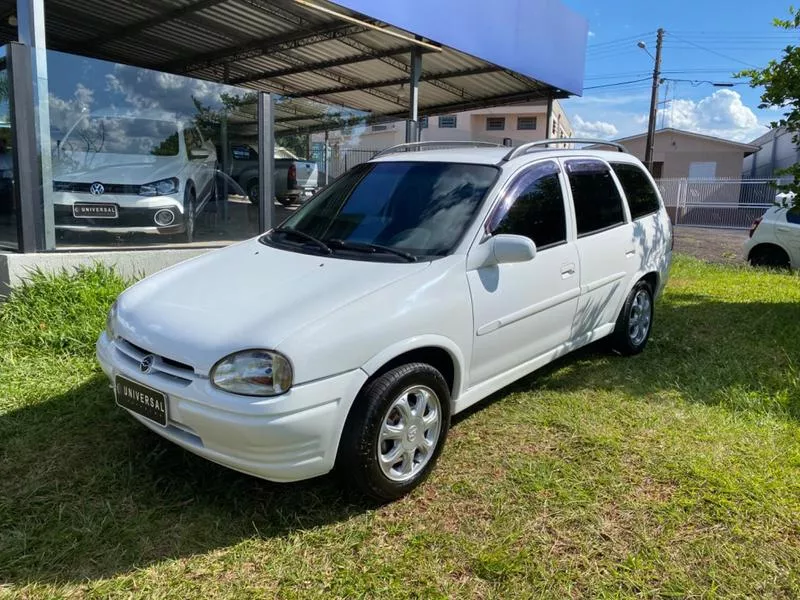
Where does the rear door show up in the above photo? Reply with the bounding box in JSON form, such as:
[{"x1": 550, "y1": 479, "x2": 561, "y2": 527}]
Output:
[
  {"x1": 563, "y1": 158, "x2": 635, "y2": 341},
  {"x1": 467, "y1": 160, "x2": 580, "y2": 386}
]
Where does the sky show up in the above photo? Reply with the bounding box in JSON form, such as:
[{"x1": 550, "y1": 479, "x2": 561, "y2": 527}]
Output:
[{"x1": 560, "y1": 0, "x2": 797, "y2": 143}]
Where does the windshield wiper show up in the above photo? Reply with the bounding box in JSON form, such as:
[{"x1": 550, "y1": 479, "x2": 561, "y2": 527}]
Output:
[
  {"x1": 327, "y1": 239, "x2": 417, "y2": 262},
  {"x1": 271, "y1": 227, "x2": 332, "y2": 254}
]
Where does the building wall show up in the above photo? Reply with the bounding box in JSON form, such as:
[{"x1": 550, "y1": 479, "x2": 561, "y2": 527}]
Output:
[
  {"x1": 314, "y1": 100, "x2": 572, "y2": 151},
  {"x1": 743, "y1": 127, "x2": 798, "y2": 180},
  {"x1": 623, "y1": 132, "x2": 750, "y2": 179}
]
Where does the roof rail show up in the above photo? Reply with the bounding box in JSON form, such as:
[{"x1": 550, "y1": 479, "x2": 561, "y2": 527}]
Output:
[
  {"x1": 371, "y1": 140, "x2": 504, "y2": 159},
  {"x1": 502, "y1": 138, "x2": 628, "y2": 162}
]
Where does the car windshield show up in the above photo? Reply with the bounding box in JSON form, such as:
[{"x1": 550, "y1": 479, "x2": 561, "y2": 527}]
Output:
[
  {"x1": 62, "y1": 116, "x2": 180, "y2": 157},
  {"x1": 264, "y1": 161, "x2": 499, "y2": 260}
]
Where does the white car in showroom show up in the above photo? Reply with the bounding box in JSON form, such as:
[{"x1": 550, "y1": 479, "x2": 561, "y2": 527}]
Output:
[
  {"x1": 53, "y1": 111, "x2": 218, "y2": 242},
  {"x1": 98, "y1": 140, "x2": 673, "y2": 501},
  {"x1": 745, "y1": 192, "x2": 800, "y2": 269}
]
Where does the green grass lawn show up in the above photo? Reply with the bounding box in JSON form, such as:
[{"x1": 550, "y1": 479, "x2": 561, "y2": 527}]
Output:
[{"x1": 1, "y1": 256, "x2": 800, "y2": 598}]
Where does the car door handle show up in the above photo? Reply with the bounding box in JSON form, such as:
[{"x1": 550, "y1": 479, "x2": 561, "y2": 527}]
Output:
[
  {"x1": 561, "y1": 263, "x2": 576, "y2": 278},
  {"x1": 625, "y1": 248, "x2": 636, "y2": 258}
]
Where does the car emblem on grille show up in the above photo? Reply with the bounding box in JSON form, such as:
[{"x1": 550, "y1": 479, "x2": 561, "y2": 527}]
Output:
[
  {"x1": 90, "y1": 182, "x2": 105, "y2": 195},
  {"x1": 139, "y1": 354, "x2": 155, "y2": 373}
]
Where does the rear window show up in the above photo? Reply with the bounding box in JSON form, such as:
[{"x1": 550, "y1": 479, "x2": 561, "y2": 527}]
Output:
[
  {"x1": 788, "y1": 205, "x2": 800, "y2": 225},
  {"x1": 565, "y1": 159, "x2": 626, "y2": 236},
  {"x1": 611, "y1": 162, "x2": 661, "y2": 219}
]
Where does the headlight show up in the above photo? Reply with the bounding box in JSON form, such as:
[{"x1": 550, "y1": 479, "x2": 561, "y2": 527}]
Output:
[
  {"x1": 105, "y1": 301, "x2": 118, "y2": 340},
  {"x1": 139, "y1": 177, "x2": 179, "y2": 196},
  {"x1": 211, "y1": 350, "x2": 293, "y2": 397}
]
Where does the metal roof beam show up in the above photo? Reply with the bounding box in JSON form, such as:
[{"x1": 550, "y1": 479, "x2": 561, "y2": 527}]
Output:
[
  {"x1": 287, "y1": 66, "x2": 500, "y2": 99},
  {"x1": 158, "y1": 23, "x2": 367, "y2": 73},
  {"x1": 57, "y1": 0, "x2": 229, "y2": 50},
  {"x1": 227, "y1": 46, "x2": 423, "y2": 86},
  {"x1": 336, "y1": 37, "x2": 475, "y2": 100}
]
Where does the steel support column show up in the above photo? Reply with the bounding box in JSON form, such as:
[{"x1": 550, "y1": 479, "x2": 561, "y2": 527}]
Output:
[
  {"x1": 257, "y1": 92, "x2": 275, "y2": 233},
  {"x1": 405, "y1": 47, "x2": 422, "y2": 143},
  {"x1": 17, "y1": 0, "x2": 54, "y2": 250}
]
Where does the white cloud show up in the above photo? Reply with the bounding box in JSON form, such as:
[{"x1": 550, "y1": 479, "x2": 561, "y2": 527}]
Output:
[
  {"x1": 588, "y1": 31, "x2": 596, "y2": 37},
  {"x1": 658, "y1": 89, "x2": 767, "y2": 142},
  {"x1": 572, "y1": 114, "x2": 618, "y2": 139}
]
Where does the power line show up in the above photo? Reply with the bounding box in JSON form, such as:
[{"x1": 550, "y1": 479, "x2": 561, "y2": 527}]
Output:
[
  {"x1": 666, "y1": 33, "x2": 759, "y2": 68},
  {"x1": 583, "y1": 77, "x2": 652, "y2": 90}
]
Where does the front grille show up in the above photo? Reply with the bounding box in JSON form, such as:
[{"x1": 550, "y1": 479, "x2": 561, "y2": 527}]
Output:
[
  {"x1": 54, "y1": 204, "x2": 176, "y2": 228},
  {"x1": 113, "y1": 337, "x2": 195, "y2": 386},
  {"x1": 53, "y1": 181, "x2": 141, "y2": 194}
]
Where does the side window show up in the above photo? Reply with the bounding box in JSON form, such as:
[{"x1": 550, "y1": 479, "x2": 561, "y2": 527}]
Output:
[
  {"x1": 565, "y1": 159, "x2": 626, "y2": 236},
  {"x1": 787, "y1": 205, "x2": 800, "y2": 225},
  {"x1": 489, "y1": 160, "x2": 567, "y2": 249},
  {"x1": 231, "y1": 145, "x2": 250, "y2": 160},
  {"x1": 610, "y1": 162, "x2": 661, "y2": 219}
]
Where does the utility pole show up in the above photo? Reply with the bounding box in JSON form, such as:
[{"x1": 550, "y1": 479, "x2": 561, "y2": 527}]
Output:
[{"x1": 644, "y1": 28, "x2": 664, "y2": 173}]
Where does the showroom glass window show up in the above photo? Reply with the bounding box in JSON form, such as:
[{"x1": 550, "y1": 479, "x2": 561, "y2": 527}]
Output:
[
  {"x1": 0, "y1": 51, "x2": 16, "y2": 252},
  {"x1": 45, "y1": 50, "x2": 259, "y2": 250},
  {"x1": 565, "y1": 159, "x2": 626, "y2": 236},
  {"x1": 610, "y1": 162, "x2": 661, "y2": 220},
  {"x1": 489, "y1": 160, "x2": 567, "y2": 249}
]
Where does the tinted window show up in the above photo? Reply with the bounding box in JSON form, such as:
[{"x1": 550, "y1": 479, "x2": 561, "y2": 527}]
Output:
[
  {"x1": 611, "y1": 162, "x2": 661, "y2": 219},
  {"x1": 788, "y1": 205, "x2": 800, "y2": 225},
  {"x1": 490, "y1": 161, "x2": 566, "y2": 249},
  {"x1": 566, "y1": 159, "x2": 625, "y2": 236},
  {"x1": 273, "y1": 161, "x2": 498, "y2": 259}
]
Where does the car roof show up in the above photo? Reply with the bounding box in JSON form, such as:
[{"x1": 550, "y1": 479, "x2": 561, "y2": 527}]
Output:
[{"x1": 369, "y1": 146, "x2": 645, "y2": 168}]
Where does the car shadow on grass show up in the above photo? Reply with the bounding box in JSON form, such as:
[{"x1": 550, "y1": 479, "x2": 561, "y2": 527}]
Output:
[
  {"x1": 0, "y1": 373, "x2": 374, "y2": 585},
  {"x1": 455, "y1": 297, "x2": 800, "y2": 424}
]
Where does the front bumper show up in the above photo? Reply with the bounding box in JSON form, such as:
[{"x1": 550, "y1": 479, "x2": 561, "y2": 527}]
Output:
[
  {"x1": 96, "y1": 332, "x2": 368, "y2": 482},
  {"x1": 54, "y1": 192, "x2": 185, "y2": 234}
]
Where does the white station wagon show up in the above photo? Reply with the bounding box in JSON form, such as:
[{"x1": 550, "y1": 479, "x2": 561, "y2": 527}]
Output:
[{"x1": 97, "y1": 140, "x2": 673, "y2": 501}]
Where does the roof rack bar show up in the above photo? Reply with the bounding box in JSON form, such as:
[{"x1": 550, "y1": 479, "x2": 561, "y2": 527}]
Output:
[
  {"x1": 503, "y1": 138, "x2": 628, "y2": 161},
  {"x1": 372, "y1": 140, "x2": 504, "y2": 159}
]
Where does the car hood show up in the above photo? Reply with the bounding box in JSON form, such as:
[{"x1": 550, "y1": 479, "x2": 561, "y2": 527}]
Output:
[
  {"x1": 115, "y1": 238, "x2": 431, "y2": 374},
  {"x1": 54, "y1": 155, "x2": 185, "y2": 185}
]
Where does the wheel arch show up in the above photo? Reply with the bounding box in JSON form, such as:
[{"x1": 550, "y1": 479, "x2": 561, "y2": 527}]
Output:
[
  {"x1": 360, "y1": 336, "x2": 465, "y2": 405},
  {"x1": 748, "y1": 242, "x2": 791, "y2": 263}
]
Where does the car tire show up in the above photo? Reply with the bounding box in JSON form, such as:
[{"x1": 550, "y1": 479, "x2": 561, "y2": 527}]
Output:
[
  {"x1": 610, "y1": 280, "x2": 654, "y2": 356},
  {"x1": 182, "y1": 189, "x2": 196, "y2": 244},
  {"x1": 337, "y1": 363, "x2": 451, "y2": 503},
  {"x1": 749, "y1": 245, "x2": 790, "y2": 269},
  {"x1": 246, "y1": 179, "x2": 258, "y2": 205}
]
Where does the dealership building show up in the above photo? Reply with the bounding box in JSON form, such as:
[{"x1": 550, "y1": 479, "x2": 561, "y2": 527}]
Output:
[{"x1": 0, "y1": 0, "x2": 587, "y2": 288}]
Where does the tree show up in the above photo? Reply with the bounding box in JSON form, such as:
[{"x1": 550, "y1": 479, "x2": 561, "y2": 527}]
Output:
[{"x1": 739, "y1": 7, "x2": 800, "y2": 205}]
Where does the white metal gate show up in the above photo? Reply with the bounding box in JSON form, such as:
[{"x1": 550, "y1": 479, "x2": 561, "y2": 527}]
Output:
[{"x1": 656, "y1": 178, "x2": 776, "y2": 229}]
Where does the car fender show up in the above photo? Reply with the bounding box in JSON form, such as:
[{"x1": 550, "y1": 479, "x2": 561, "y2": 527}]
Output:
[{"x1": 360, "y1": 334, "x2": 467, "y2": 402}]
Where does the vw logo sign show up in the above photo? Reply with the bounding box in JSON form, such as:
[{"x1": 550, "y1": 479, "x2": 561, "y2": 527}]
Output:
[
  {"x1": 139, "y1": 354, "x2": 155, "y2": 374},
  {"x1": 89, "y1": 182, "x2": 105, "y2": 195}
]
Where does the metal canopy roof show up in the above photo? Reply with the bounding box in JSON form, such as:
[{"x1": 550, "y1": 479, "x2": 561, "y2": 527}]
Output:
[{"x1": 0, "y1": 0, "x2": 588, "y2": 134}]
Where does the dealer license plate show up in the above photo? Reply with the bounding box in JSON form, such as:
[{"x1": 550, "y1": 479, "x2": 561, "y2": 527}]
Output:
[
  {"x1": 115, "y1": 376, "x2": 168, "y2": 427},
  {"x1": 73, "y1": 203, "x2": 118, "y2": 218}
]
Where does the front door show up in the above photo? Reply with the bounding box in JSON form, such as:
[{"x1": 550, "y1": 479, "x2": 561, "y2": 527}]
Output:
[
  {"x1": 467, "y1": 160, "x2": 580, "y2": 387},
  {"x1": 562, "y1": 158, "x2": 635, "y2": 340}
]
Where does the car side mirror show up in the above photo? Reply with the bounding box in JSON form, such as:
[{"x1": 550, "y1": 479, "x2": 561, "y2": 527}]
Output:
[
  {"x1": 491, "y1": 234, "x2": 537, "y2": 264},
  {"x1": 190, "y1": 149, "x2": 210, "y2": 160}
]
